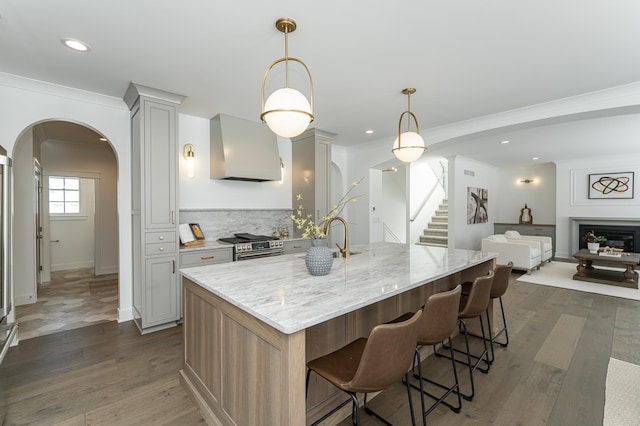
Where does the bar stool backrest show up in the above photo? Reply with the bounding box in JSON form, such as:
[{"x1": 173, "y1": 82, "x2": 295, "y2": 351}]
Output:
[
  {"x1": 490, "y1": 262, "x2": 513, "y2": 299},
  {"x1": 418, "y1": 285, "x2": 462, "y2": 345},
  {"x1": 348, "y1": 310, "x2": 422, "y2": 393},
  {"x1": 459, "y1": 272, "x2": 494, "y2": 318}
]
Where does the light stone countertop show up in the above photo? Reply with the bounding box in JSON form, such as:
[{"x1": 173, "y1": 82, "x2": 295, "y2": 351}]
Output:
[{"x1": 180, "y1": 242, "x2": 496, "y2": 334}]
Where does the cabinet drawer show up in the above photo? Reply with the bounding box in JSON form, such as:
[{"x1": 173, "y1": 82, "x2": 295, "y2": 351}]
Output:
[
  {"x1": 146, "y1": 231, "x2": 176, "y2": 244},
  {"x1": 181, "y1": 248, "x2": 232, "y2": 267},
  {"x1": 146, "y1": 242, "x2": 176, "y2": 255},
  {"x1": 283, "y1": 239, "x2": 312, "y2": 254}
]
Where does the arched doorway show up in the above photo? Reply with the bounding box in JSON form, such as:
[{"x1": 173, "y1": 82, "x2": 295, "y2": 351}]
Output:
[{"x1": 12, "y1": 120, "x2": 119, "y2": 339}]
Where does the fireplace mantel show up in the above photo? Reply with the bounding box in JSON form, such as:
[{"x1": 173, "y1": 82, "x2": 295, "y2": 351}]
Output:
[{"x1": 570, "y1": 217, "x2": 640, "y2": 255}]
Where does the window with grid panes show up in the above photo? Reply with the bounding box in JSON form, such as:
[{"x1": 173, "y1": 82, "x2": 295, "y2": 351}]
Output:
[{"x1": 49, "y1": 176, "x2": 80, "y2": 214}]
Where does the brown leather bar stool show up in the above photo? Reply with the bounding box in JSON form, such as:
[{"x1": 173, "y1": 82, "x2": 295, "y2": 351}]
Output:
[
  {"x1": 306, "y1": 310, "x2": 422, "y2": 426},
  {"x1": 391, "y1": 285, "x2": 463, "y2": 425},
  {"x1": 462, "y1": 262, "x2": 513, "y2": 363},
  {"x1": 438, "y1": 272, "x2": 493, "y2": 401}
]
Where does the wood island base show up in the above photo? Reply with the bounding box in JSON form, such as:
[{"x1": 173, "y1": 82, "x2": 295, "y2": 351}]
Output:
[{"x1": 180, "y1": 256, "x2": 494, "y2": 425}]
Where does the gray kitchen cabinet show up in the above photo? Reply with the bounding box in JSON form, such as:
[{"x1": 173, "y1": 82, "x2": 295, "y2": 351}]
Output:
[
  {"x1": 125, "y1": 83, "x2": 184, "y2": 334},
  {"x1": 283, "y1": 239, "x2": 312, "y2": 254},
  {"x1": 291, "y1": 129, "x2": 333, "y2": 237},
  {"x1": 493, "y1": 223, "x2": 556, "y2": 255},
  {"x1": 180, "y1": 246, "x2": 233, "y2": 267}
]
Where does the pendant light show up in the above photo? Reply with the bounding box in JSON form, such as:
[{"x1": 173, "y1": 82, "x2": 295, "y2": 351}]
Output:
[
  {"x1": 392, "y1": 88, "x2": 426, "y2": 163},
  {"x1": 260, "y1": 18, "x2": 314, "y2": 138}
]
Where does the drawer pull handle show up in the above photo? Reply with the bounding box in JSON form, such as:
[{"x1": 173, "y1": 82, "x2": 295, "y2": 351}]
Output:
[
  {"x1": 293, "y1": 245, "x2": 302, "y2": 249},
  {"x1": 159, "y1": 247, "x2": 164, "y2": 252},
  {"x1": 159, "y1": 236, "x2": 164, "y2": 240},
  {"x1": 201, "y1": 255, "x2": 215, "y2": 260}
]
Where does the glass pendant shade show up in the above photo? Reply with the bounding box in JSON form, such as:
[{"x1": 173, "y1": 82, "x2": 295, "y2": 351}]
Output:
[
  {"x1": 263, "y1": 87, "x2": 312, "y2": 138},
  {"x1": 393, "y1": 131, "x2": 425, "y2": 162}
]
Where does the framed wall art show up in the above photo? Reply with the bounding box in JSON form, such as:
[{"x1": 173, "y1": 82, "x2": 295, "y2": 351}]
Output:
[
  {"x1": 467, "y1": 187, "x2": 488, "y2": 224},
  {"x1": 588, "y1": 172, "x2": 634, "y2": 199}
]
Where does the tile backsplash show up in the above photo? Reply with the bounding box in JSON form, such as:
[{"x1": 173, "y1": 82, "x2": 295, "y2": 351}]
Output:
[{"x1": 179, "y1": 209, "x2": 293, "y2": 240}]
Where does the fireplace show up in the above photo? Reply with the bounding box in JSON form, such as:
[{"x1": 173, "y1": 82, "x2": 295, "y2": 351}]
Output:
[{"x1": 578, "y1": 224, "x2": 639, "y2": 252}]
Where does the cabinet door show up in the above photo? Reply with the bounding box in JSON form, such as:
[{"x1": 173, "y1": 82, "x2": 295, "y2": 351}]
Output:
[
  {"x1": 144, "y1": 256, "x2": 178, "y2": 327},
  {"x1": 144, "y1": 100, "x2": 177, "y2": 229}
]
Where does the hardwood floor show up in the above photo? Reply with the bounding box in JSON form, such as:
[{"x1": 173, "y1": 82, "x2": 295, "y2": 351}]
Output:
[
  {"x1": 2, "y1": 321, "x2": 205, "y2": 425},
  {"x1": 3, "y1": 271, "x2": 639, "y2": 425}
]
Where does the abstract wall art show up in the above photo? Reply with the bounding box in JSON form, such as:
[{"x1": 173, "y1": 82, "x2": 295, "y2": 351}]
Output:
[
  {"x1": 467, "y1": 186, "x2": 488, "y2": 224},
  {"x1": 588, "y1": 172, "x2": 634, "y2": 199}
]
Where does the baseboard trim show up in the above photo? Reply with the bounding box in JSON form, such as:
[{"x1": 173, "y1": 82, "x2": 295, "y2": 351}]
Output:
[{"x1": 117, "y1": 307, "x2": 133, "y2": 323}]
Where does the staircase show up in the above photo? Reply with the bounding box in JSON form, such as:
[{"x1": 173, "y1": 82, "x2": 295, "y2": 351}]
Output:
[{"x1": 417, "y1": 199, "x2": 448, "y2": 248}]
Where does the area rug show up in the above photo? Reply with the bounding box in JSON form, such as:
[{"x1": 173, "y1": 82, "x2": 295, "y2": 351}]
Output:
[
  {"x1": 516, "y1": 261, "x2": 640, "y2": 301},
  {"x1": 604, "y1": 357, "x2": 640, "y2": 425}
]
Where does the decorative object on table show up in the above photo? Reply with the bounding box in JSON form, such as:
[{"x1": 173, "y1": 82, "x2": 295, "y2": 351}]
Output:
[
  {"x1": 588, "y1": 171, "x2": 634, "y2": 199},
  {"x1": 180, "y1": 223, "x2": 205, "y2": 246},
  {"x1": 518, "y1": 204, "x2": 532, "y2": 224},
  {"x1": 305, "y1": 238, "x2": 334, "y2": 276},
  {"x1": 291, "y1": 177, "x2": 363, "y2": 274},
  {"x1": 467, "y1": 187, "x2": 488, "y2": 224},
  {"x1": 583, "y1": 230, "x2": 606, "y2": 253}
]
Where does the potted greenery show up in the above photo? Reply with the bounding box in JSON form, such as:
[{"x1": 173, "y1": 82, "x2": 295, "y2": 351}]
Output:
[{"x1": 583, "y1": 230, "x2": 606, "y2": 253}]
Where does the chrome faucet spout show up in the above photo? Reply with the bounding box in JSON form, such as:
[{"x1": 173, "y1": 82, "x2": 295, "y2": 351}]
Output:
[{"x1": 323, "y1": 216, "x2": 350, "y2": 258}]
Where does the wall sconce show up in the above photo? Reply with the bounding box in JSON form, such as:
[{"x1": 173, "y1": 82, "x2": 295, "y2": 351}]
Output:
[
  {"x1": 261, "y1": 18, "x2": 314, "y2": 138},
  {"x1": 279, "y1": 158, "x2": 284, "y2": 184},
  {"x1": 392, "y1": 88, "x2": 426, "y2": 163},
  {"x1": 184, "y1": 144, "x2": 195, "y2": 178},
  {"x1": 520, "y1": 178, "x2": 534, "y2": 184}
]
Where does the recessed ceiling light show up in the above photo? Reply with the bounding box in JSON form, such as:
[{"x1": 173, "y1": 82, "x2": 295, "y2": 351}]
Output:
[
  {"x1": 364, "y1": 130, "x2": 374, "y2": 134},
  {"x1": 532, "y1": 157, "x2": 539, "y2": 160},
  {"x1": 500, "y1": 140, "x2": 510, "y2": 144},
  {"x1": 61, "y1": 38, "x2": 90, "y2": 52}
]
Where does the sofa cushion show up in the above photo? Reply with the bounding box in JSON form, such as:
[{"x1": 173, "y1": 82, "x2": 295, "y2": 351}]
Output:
[
  {"x1": 530, "y1": 248, "x2": 541, "y2": 258},
  {"x1": 488, "y1": 234, "x2": 508, "y2": 243},
  {"x1": 505, "y1": 230, "x2": 521, "y2": 239}
]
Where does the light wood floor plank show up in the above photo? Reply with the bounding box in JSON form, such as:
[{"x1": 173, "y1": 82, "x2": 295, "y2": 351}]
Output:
[{"x1": 534, "y1": 313, "x2": 587, "y2": 370}]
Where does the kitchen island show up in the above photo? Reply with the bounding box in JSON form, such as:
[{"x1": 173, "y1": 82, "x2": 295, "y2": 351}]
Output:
[{"x1": 180, "y1": 242, "x2": 495, "y2": 425}]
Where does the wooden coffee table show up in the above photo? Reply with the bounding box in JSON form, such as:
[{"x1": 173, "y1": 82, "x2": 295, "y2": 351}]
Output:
[{"x1": 572, "y1": 249, "x2": 640, "y2": 289}]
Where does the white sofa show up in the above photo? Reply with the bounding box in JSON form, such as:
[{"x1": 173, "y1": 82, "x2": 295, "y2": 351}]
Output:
[
  {"x1": 504, "y1": 230, "x2": 553, "y2": 264},
  {"x1": 481, "y1": 234, "x2": 542, "y2": 274}
]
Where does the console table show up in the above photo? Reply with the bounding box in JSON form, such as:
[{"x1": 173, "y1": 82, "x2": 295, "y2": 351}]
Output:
[{"x1": 572, "y1": 249, "x2": 640, "y2": 289}]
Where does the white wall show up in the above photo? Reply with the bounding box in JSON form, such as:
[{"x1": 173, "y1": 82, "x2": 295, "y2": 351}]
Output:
[
  {"x1": 0, "y1": 73, "x2": 132, "y2": 321},
  {"x1": 555, "y1": 154, "x2": 640, "y2": 259},
  {"x1": 178, "y1": 114, "x2": 292, "y2": 209},
  {"x1": 449, "y1": 156, "x2": 497, "y2": 250},
  {"x1": 381, "y1": 168, "x2": 406, "y2": 243},
  {"x1": 12, "y1": 130, "x2": 36, "y2": 305},
  {"x1": 496, "y1": 163, "x2": 556, "y2": 224},
  {"x1": 49, "y1": 179, "x2": 96, "y2": 271}
]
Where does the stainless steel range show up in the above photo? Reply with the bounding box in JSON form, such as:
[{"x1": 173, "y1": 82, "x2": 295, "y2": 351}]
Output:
[{"x1": 218, "y1": 233, "x2": 284, "y2": 261}]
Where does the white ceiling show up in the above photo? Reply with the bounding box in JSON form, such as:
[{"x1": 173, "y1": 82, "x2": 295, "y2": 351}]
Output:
[{"x1": 2, "y1": 1, "x2": 640, "y2": 167}]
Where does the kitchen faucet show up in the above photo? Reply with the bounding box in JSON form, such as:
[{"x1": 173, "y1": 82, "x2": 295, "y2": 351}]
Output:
[{"x1": 323, "y1": 216, "x2": 350, "y2": 258}]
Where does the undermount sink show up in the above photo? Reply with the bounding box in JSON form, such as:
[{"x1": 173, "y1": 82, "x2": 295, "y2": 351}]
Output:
[{"x1": 295, "y1": 250, "x2": 362, "y2": 259}]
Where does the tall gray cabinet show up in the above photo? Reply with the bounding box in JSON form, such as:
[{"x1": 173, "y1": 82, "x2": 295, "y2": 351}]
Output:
[
  {"x1": 291, "y1": 129, "x2": 333, "y2": 236},
  {"x1": 124, "y1": 83, "x2": 184, "y2": 334}
]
